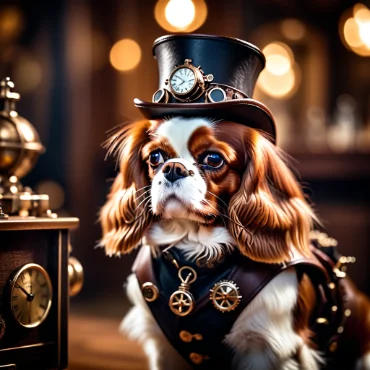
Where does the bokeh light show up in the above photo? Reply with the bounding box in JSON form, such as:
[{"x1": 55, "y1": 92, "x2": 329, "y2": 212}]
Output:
[
  {"x1": 13, "y1": 52, "x2": 43, "y2": 94},
  {"x1": 344, "y1": 17, "x2": 363, "y2": 48},
  {"x1": 35, "y1": 180, "x2": 65, "y2": 210},
  {"x1": 109, "y1": 38, "x2": 142, "y2": 72},
  {"x1": 166, "y1": 0, "x2": 195, "y2": 29},
  {"x1": 340, "y1": 3, "x2": 370, "y2": 57},
  {"x1": 257, "y1": 42, "x2": 300, "y2": 99},
  {"x1": 155, "y1": 0, "x2": 207, "y2": 33},
  {"x1": 264, "y1": 42, "x2": 293, "y2": 76},
  {"x1": 0, "y1": 6, "x2": 24, "y2": 43},
  {"x1": 280, "y1": 19, "x2": 306, "y2": 41}
]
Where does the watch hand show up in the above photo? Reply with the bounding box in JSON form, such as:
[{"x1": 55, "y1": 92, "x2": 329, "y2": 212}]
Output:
[{"x1": 15, "y1": 283, "x2": 31, "y2": 297}]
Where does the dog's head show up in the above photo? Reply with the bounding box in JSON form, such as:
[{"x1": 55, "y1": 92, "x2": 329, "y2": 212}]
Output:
[{"x1": 100, "y1": 117, "x2": 316, "y2": 263}]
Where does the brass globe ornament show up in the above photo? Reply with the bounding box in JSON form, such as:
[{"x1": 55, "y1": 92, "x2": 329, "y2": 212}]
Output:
[{"x1": 0, "y1": 77, "x2": 51, "y2": 216}]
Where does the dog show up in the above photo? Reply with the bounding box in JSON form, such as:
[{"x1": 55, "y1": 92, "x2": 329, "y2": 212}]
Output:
[{"x1": 100, "y1": 116, "x2": 370, "y2": 370}]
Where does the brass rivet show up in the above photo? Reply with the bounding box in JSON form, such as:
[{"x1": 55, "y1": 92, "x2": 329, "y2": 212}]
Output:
[
  {"x1": 337, "y1": 326, "x2": 344, "y2": 333},
  {"x1": 331, "y1": 305, "x2": 338, "y2": 312},
  {"x1": 316, "y1": 317, "x2": 328, "y2": 324},
  {"x1": 179, "y1": 330, "x2": 203, "y2": 343},
  {"x1": 193, "y1": 333, "x2": 203, "y2": 341},
  {"x1": 329, "y1": 341, "x2": 338, "y2": 352},
  {"x1": 344, "y1": 309, "x2": 352, "y2": 317},
  {"x1": 328, "y1": 282, "x2": 335, "y2": 290},
  {"x1": 179, "y1": 331, "x2": 192, "y2": 343},
  {"x1": 141, "y1": 282, "x2": 159, "y2": 302},
  {"x1": 189, "y1": 352, "x2": 204, "y2": 365},
  {"x1": 207, "y1": 74, "x2": 214, "y2": 82}
]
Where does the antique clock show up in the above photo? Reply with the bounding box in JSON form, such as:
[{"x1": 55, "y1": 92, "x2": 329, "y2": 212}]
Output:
[{"x1": 0, "y1": 78, "x2": 83, "y2": 370}]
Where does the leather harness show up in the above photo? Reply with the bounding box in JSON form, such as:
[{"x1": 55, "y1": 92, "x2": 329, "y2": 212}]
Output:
[{"x1": 133, "y1": 238, "x2": 348, "y2": 369}]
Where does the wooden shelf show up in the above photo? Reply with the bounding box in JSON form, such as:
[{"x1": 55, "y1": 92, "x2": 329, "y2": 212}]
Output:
[{"x1": 0, "y1": 217, "x2": 79, "y2": 231}]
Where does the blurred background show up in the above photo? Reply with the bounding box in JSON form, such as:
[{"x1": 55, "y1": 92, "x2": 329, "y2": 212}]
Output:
[{"x1": 0, "y1": 0, "x2": 369, "y2": 368}]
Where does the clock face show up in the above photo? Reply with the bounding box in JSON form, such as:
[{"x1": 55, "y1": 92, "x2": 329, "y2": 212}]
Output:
[
  {"x1": 170, "y1": 67, "x2": 196, "y2": 95},
  {"x1": 9, "y1": 263, "x2": 52, "y2": 328}
]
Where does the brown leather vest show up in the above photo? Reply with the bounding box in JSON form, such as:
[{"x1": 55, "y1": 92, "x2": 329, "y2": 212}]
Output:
[{"x1": 133, "y1": 243, "x2": 347, "y2": 369}]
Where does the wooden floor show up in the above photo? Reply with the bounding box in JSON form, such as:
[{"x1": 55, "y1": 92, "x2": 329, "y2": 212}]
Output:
[{"x1": 68, "y1": 314, "x2": 148, "y2": 370}]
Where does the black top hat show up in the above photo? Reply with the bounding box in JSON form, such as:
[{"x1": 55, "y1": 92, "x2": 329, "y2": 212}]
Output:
[{"x1": 134, "y1": 34, "x2": 276, "y2": 141}]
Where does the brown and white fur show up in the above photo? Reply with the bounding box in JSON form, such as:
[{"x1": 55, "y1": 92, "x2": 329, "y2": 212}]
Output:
[{"x1": 100, "y1": 117, "x2": 370, "y2": 370}]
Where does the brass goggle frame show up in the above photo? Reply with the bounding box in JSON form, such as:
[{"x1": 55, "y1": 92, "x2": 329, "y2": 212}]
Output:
[{"x1": 152, "y1": 84, "x2": 248, "y2": 104}]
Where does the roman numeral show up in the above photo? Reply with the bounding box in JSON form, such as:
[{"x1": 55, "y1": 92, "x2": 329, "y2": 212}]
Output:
[
  {"x1": 16, "y1": 311, "x2": 23, "y2": 322},
  {"x1": 20, "y1": 274, "x2": 25, "y2": 283},
  {"x1": 12, "y1": 296, "x2": 18, "y2": 300},
  {"x1": 28, "y1": 269, "x2": 33, "y2": 278},
  {"x1": 40, "y1": 303, "x2": 47, "y2": 310},
  {"x1": 13, "y1": 304, "x2": 19, "y2": 312}
]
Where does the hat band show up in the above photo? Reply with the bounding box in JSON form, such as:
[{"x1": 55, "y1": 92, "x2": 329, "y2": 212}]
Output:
[{"x1": 152, "y1": 83, "x2": 248, "y2": 104}]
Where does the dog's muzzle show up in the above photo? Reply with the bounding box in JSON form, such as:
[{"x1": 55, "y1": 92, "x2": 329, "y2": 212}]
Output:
[{"x1": 162, "y1": 162, "x2": 189, "y2": 183}]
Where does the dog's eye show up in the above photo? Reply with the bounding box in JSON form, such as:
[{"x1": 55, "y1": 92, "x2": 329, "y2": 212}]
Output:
[
  {"x1": 203, "y1": 153, "x2": 224, "y2": 169},
  {"x1": 149, "y1": 151, "x2": 164, "y2": 167}
]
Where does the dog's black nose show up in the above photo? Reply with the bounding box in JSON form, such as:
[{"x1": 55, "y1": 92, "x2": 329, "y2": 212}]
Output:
[{"x1": 162, "y1": 162, "x2": 189, "y2": 182}]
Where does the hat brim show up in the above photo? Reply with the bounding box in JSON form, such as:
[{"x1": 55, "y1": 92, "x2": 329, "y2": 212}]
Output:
[{"x1": 134, "y1": 98, "x2": 276, "y2": 142}]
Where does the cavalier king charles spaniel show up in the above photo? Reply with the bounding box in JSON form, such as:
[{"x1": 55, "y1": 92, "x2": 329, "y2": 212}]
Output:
[{"x1": 100, "y1": 117, "x2": 370, "y2": 370}]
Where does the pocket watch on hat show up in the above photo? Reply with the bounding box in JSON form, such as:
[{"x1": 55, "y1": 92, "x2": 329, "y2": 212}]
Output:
[{"x1": 163, "y1": 59, "x2": 213, "y2": 102}]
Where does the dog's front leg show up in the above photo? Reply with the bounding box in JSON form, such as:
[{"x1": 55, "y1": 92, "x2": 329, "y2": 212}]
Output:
[
  {"x1": 121, "y1": 274, "x2": 192, "y2": 370},
  {"x1": 226, "y1": 269, "x2": 322, "y2": 370}
]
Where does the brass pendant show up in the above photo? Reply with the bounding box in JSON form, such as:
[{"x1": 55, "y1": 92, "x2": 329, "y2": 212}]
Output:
[
  {"x1": 169, "y1": 266, "x2": 197, "y2": 317},
  {"x1": 210, "y1": 280, "x2": 242, "y2": 313}
]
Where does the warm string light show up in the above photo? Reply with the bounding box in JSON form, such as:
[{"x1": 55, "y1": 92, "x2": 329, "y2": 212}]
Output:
[
  {"x1": 340, "y1": 3, "x2": 370, "y2": 57},
  {"x1": 155, "y1": 0, "x2": 207, "y2": 33},
  {"x1": 257, "y1": 42, "x2": 300, "y2": 99}
]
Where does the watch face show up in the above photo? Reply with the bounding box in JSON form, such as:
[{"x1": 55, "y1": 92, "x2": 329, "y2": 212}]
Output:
[
  {"x1": 10, "y1": 263, "x2": 52, "y2": 328},
  {"x1": 170, "y1": 67, "x2": 196, "y2": 95}
]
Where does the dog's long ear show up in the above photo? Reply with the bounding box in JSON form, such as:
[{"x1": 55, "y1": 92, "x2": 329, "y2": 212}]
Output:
[
  {"x1": 100, "y1": 120, "x2": 153, "y2": 256},
  {"x1": 228, "y1": 129, "x2": 316, "y2": 263}
]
